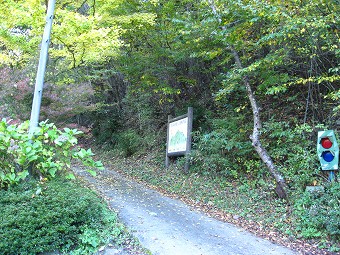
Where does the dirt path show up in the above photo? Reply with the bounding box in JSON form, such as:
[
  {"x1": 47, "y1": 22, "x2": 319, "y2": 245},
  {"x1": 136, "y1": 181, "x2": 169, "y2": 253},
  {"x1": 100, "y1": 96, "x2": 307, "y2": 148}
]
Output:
[{"x1": 74, "y1": 167, "x2": 297, "y2": 255}]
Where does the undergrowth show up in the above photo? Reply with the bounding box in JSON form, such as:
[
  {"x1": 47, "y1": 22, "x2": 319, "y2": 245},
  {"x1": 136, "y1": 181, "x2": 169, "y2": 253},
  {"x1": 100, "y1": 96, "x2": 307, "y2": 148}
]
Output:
[{"x1": 0, "y1": 177, "x2": 129, "y2": 255}]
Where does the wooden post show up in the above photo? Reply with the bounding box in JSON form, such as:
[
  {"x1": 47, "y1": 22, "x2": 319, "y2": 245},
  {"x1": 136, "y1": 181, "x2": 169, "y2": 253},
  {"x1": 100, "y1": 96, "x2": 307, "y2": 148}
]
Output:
[
  {"x1": 184, "y1": 107, "x2": 193, "y2": 172},
  {"x1": 165, "y1": 115, "x2": 172, "y2": 168}
]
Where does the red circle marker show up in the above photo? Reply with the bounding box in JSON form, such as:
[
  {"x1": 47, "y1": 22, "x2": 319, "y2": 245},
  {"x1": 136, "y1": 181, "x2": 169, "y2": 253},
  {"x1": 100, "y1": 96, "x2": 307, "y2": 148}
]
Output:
[{"x1": 321, "y1": 137, "x2": 332, "y2": 149}]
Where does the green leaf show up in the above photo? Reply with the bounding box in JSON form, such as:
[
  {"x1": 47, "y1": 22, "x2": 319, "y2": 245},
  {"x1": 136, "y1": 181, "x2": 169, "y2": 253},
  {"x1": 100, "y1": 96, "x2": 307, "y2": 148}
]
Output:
[
  {"x1": 65, "y1": 173, "x2": 76, "y2": 180},
  {"x1": 94, "y1": 161, "x2": 105, "y2": 170},
  {"x1": 87, "y1": 170, "x2": 97, "y2": 177}
]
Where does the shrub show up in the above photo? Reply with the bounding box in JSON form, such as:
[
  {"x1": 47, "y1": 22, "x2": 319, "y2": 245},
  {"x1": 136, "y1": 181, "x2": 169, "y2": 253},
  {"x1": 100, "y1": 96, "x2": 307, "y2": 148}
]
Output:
[
  {"x1": 261, "y1": 121, "x2": 320, "y2": 191},
  {"x1": 0, "y1": 178, "x2": 124, "y2": 254},
  {"x1": 190, "y1": 114, "x2": 254, "y2": 178},
  {"x1": 0, "y1": 119, "x2": 104, "y2": 189},
  {"x1": 91, "y1": 104, "x2": 122, "y2": 146},
  {"x1": 114, "y1": 129, "x2": 144, "y2": 157},
  {"x1": 190, "y1": 117, "x2": 322, "y2": 192},
  {"x1": 293, "y1": 182, "x2": 340, "y2": 243}
]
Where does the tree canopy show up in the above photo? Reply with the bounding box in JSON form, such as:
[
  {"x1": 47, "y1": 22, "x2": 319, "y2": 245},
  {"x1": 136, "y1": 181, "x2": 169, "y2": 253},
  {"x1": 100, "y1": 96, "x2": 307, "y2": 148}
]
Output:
[{"x1": 0, "y1": 0, "x2": 339, "y2": 196}]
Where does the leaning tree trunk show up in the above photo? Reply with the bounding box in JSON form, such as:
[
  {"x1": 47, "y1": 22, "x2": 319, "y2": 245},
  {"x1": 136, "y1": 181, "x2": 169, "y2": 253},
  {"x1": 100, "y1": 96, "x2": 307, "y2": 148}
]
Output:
[
  {"x1": 207, "y1": 0, "x2": 288, "y2": 199},
  {"x1": 230, "y1": 47, "x2": 288, "y2": 200}
]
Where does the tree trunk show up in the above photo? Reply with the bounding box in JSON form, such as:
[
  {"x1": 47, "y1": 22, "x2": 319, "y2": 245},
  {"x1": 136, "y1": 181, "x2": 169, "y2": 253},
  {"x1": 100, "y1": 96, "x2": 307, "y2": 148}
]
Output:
[
  {"x1": 230, "y1": 47, "x2": 288, "y2": 200},
  {"x1": 207, "y1": 0, "x2": 288, "y2": 199}
]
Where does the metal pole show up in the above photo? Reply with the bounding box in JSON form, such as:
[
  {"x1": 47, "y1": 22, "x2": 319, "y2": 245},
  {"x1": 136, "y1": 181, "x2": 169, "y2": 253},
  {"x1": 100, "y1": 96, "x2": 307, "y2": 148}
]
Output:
[
  {"x1": 328, "y1": 171, "x2": 335, "y2": 182},
  {"x1": 29, "y1": 0, "x2": 56, "y2": 134}
]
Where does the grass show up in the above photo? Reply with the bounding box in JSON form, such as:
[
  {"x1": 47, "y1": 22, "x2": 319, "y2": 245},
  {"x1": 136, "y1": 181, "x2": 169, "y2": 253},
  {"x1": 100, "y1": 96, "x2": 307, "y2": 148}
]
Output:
[{"x1": 0, "y1": 177, "x2": 146, "y2": 255}]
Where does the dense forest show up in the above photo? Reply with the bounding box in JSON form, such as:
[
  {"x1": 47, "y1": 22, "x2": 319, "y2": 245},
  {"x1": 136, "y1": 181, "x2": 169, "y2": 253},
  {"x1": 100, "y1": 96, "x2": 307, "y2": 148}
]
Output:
[{"x1": 0, "y1": 0, "x2": 339, "y2": 253}]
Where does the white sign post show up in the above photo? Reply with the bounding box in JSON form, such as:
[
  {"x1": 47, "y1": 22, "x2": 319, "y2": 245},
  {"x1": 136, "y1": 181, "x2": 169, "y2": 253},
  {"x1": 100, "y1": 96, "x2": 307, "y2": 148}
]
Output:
[{"x1": 166, "y1": 107, "x2": 193, "y2": 172}]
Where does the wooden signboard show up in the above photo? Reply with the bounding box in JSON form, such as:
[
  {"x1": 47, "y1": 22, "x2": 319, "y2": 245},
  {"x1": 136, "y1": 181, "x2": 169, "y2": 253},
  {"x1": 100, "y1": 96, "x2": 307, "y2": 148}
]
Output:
[{"x1": 165, "y1": 107, "x2": 193, "y2": 172}]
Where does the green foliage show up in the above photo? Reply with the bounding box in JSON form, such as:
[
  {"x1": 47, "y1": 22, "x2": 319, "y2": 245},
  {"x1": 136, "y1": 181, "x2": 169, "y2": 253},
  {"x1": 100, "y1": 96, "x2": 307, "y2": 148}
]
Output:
[
  {"x1": 261, "y1": 121, "x2": 320, "y2": 191},
  {"x1": 0, "y1": 178, "x2": 124, "y2": 255},
  {"x1": 0, "y1": 0, "x2": 155, "y2": 67},
  {"x1": 191, "y1": 113, "x2": 253, "y2": 178},
  {"x1": 90, "y1": 90, "x2": 161, "y2": 156},
  {"x1": 0, "y1": 119, "x2": 104, "y2": 189},
  {"x1": 114, "y1": 129, "x2": 144, "y2": 157},
  {"x1": 293, "y1": 183, "x2": 340, "y2": 243},
  {"x1": 91, "y1": 104, "x2": 122, "y2": 145},
  {"x1": 122, "y1": 91, "x2": 160, "y2": 134},
  {"x1": 2, "y1": 3, "x2": 339, "y2": 252},
  {"x1": 191, "y1": 117, "x2": 322, "y2": 192},
  {"x1": 179, "y1": 0, "x2": 340, "y2": 126}
]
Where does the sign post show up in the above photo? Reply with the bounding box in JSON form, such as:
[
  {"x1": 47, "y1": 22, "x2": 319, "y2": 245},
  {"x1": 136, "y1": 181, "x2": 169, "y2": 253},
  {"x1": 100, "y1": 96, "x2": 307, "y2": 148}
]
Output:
[{"x1": 166, "y1": 107, "x2": 193, "y2": 172}]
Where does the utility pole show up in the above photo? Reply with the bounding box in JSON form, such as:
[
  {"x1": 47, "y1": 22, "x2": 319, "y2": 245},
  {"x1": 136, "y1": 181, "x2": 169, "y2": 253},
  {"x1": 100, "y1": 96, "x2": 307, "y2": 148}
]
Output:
[{"x1": 29, "y1": 0, "x2": 56, "y2": 134}]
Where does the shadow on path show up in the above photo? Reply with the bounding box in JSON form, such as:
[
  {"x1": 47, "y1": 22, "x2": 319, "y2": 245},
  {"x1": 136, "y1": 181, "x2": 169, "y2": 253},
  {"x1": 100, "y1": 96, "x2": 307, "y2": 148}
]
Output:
[{"x1": 74, "y1": 167, "x2": 297, "y2": 255}]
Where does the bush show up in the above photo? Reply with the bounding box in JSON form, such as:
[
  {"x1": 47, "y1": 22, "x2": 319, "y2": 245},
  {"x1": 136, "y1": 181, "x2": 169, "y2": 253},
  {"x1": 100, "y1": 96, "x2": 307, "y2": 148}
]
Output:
[
  {"x1": 114, "y1": 129, "x2": 144, "y2": 157},
  {"x1": 0, "y1": 178, "x2": 124, "y2": 254},
  {"x1": 91, "y1": 104, "x2": 122, "y2": 146},
  {"x1": 261, "y1": 121, "x2": 320, "y2": 190},
  {"x1": 0, "y1": 119, "x2": 104, "y2": 189},
  {"x1": 293, "y1": 182, "x2": 340, "y2": 243},
  {"x1": 190, "y1": 117, "x2": 322, "y2": 192},
  {"x1": 190, "y1": 114, "x2": 254, "y2": 178}
]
